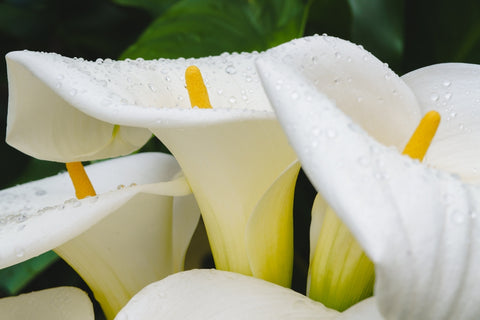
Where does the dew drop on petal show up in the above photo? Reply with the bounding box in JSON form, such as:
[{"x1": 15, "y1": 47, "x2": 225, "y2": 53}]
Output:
[
  {"x1": 430, "y1": 93, "x2": 439, "y2": 102},
  {"x1": 357, "y1": 156, "x2": 370, "y2": 167},
  {"x1": 229, "y1": 96, "x2": 236, "y2": 104},
  {"x1": 451, "y1": 210, "x2": 466, "y2": 224},
  {"x1": 443, "y1": 80, "x2": 451, "y2": 87},
  {"x1": 225, "y1": 65, "x2": 236, "y2": 74},
  {"x1": 326, "y1": 129, "x2": 337, "y2": 139},
  {"x1": 35, "y1": 189, "x2": 46, "y2": 196},
  {"x1": 15, "y1": 247, "x2": 25, "y2": 258}
]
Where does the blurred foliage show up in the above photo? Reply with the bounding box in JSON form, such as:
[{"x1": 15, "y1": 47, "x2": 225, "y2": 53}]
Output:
[
  {"x1": 120, "y1": 0, "x2": 307, "y2": 59},
  {"x1": 0, "y1": 0, "x2": 479, "y2": 318}
]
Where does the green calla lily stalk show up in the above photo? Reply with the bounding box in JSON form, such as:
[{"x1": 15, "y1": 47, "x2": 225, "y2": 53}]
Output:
[{"x1": 0, "y1": 153, "x2": 200, "y2": 319}]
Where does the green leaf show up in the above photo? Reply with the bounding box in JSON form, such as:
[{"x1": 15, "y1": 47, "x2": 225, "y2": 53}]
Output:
[
  {"x1": 112, "y1": 0, "x2": 177, "y2": 17},
  {"x1": 0, "y1": 251, "x2": 59, "y2": 296},
  {"x1": 347, "y1": 0, "x2": 405, "y2": 73},
  {"x1": 121, "y1": 0, "x2": 307, "y2": 59}
]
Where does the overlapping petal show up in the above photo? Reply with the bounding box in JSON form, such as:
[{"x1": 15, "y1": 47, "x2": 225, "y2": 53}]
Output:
[
  {"x1": 115, "y1": 269, "x2": 340, "y2": 320},
  {"x1": 257, "y1": 58, "x2": 480, "y2": 319},
  {"x1": 5, "y1": 42, "x2": 301, "y2": 283},
  {"x1": 0, "y1": 153, "x2": 200, "y2": 319},
  {"x1": 0, "y1": 287, "x2": 94, "y2": 320}
]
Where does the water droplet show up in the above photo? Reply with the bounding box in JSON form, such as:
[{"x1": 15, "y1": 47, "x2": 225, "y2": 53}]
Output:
[
  {"x1": 217, "y1": 89, "x2": 223, "y2": 95},
  {"x1": 15, "y1": 247, "x2": 25, "y2": 258},
  {"x1": 326, "y1": 129, "x2": 337, "y2": 139},
  {"x1": 357, "y1": 156, "x2": 370, "y2": 167},
  {"x1": 35, "y1": 189, "x2": 46, "y2": 196},
  {"x1": 444, "y1": 92, "x2": 452, "y2": 100},
  {"x1": 430, "y1": 94, "x2": 439, "y2": 102},
  {"x1": 245, "y1": 76, "x2": 252, "y2": 82},
  {"x1": 311, "y1": 56, "x2": 319, "y2": 64},
  {"x1": 451, "y1": 210, "x2": 466, "y2": 224},
  {"x1": 443, "y1": 80, "x2": 451, "y2": 87},
  {"x1": 334, "y1": 52, "x2": 341, "y2": 59},
  {"x1": 95, "y1": 58, "x2": 103, "y2": 64},
  {"x1": 229, "y1": 96, "x2": 236, "y2": 104},
  {"x1": 148, "y1": 83, "x2": 157, "y2": 92},
  {"x1": 291, "y1": 92, "x2": 299, "y2": 100},
  {"x1": 225, "y1": 65, "x2": 236, "y2": 75},
  {"x1": 69, "y1": 89, "x2": 77, "y2": 96}
]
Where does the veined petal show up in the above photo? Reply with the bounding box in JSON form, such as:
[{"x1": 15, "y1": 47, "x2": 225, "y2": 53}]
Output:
[
  {"x1": 259, "y1": 60, "x2": 480, "y2": 319},
  {"x1": 260, "y1": 35, "x2": 421, "y2": 149},
  {"x1": 402, "y1": 63, "x2": 480, "y2": 183},
  {"x1": 115, "y1": 269, "x2": 340, "y2": 320},
  {"x1": 0, "y1": 287, "x2": 94, "y2": 320},
  {"x1": 152, "y1": 121, "x2": 297, "y2": 277},
  {"x1": 307, "y1": 195, "x2": 374, "y2": 311},
  {"x1": 0, "y1": 153, "x2": 200, "y2": 319},
  {"x1": 246, "y1": 160, "x2": 301, "y2": 287}
]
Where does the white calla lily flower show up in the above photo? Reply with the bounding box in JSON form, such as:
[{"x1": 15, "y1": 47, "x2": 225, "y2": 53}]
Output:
[
  {"x1": 115, "y1": 269, "x2": 384, "y2": 320},
  {"x1": 5, "y1": 43, "x2": 304, "y2": 285},
  {"x1": 0, "y1": 153, "x2": 200, "y2": 319},
  {"x1": 256, "y1": 40, "x2": 480, "y2": 319},
  {"x1": 0, "y1": 287, "x2": 94, "y2": 320}
]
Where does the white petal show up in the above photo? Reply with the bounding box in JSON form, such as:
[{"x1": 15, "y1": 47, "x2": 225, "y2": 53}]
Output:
[
  {"x1": 0, "y1": 287, "x2": 94, "y2": 320},
  {"x1": 259, "y1": 60, "x2": 480, "y2": 319},
  {"x1": 0, "y1": 152, "x2": 192, "y2": 268},
  {"x1": 6, "y1": 52, "x2": 151, "y2": 162},
  {"x1": 402, "y1": 63, "x2": 480, "y2": 182},
  {"x1": 152, "y1": 121, "x2": 297, "y2": 275},
  {"x1": 246, "y1": 160, "x2": 300, "y2": 286},
  {"x1": 115, "y1": 269, "x2": 339, "y2": 320},
  {"x1": 339, "y1": 298, "x2": 383, "y2": 320},
  {"x1": 259, "y1": 35, "x2": 421, "y2": 149},
  {"x1": 5, "y1": 49, "x2": 274, "y2": 162}
]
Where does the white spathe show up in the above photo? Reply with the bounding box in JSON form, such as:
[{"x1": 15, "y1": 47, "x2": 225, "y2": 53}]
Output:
[
  {"x1": 0, "y1": 153, "x2": 200, "y2": 319},
  {"x1": 115, "y1": 269, "x2": 340, "y2": 320},
  {"x1": 4, "y1": 36, "x2": 421, "y2": 284},
  {"x1": 257, "y1": 56, "x2": 480, "y2": 319},
  {"x1": 0, "y1": 287, "x2": 94, "y2": 320},
  {"x1": 115, "y1": 269, "x2": 385, "y2": 320}
]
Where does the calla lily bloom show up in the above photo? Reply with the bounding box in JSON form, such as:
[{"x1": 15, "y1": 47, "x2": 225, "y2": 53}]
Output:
[
  {"x1": 113, "y1": 55, "x2": 480, "y2": 319},
  {"x1": 0, "y1": 153, "x2": 200, "y2": 319},
  {"x1": 115, "y1": 269, "x2": 382, "y2": 319},
  {"x1": 0, "y1": 287, "x2": 94, "y2": 320},
  {"x1": 5, "y1": 45, "x2": 301, "y2": 286},
  {"x1": 255, "y1": 42, "x2": 480, "y2": 318}
]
